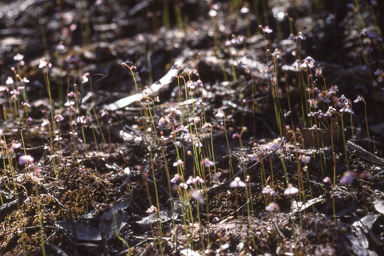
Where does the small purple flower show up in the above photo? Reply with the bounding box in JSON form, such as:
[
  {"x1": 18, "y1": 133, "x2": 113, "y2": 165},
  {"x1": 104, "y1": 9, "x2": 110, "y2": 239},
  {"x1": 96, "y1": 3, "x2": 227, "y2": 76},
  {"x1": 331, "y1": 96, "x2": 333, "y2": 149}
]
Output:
[
  {"x1": 190, "y1": 189, "x2": 205, "y2": 204},
  {"x1": 262, "y1": 26, "x2": 273, "y2": 33},
  {"x1": 268, "y1": 139, "x2": 281, "y2": 150},
  {"x1": 179, "y1": 183, "x2": 188, "y2": 189},
  {"x1": 170, "y1": 174, "x2": 182, "y2": 183},
  {"x1": 10, "y1": 89, "x2": 20, "y2": 95},
  {"x1": 354, "y1": 96, "x2": 365, "y2": 103},
  {"x1": 301, "y1": 57, "x2": 315, "y2": 69},
  {"x1": 301, "y1": 155, "x2": 311, "y2": 164},
  {"x1": 194, "y1": 176, "x2": 205, "y2": 184},
  {"x1": 146, "y1": 205, "x2": 158, "y2": 214},
  {"x1": 67, "y1": 91, "x2": 76, "y2": 98},
  {"x1": 297, "y1": 32, "x2": 306, "y2": 40},
  {"x1": 229, "y1": 177, "x2": 246, "y2": 188},
  {"x1": 56, "y1": 43, "x2": 66, "y2": 52},
  {"x1": 201, "y1": 158, "x2": 214, "y2": 168},
  {"x1": 339, "y1": 105, "x2": 354, "y2": 115},
  {"x1": 195, "y1": 80, "x2": 203, "y2": 87},
  {"x1": 19, "y1": 155, "x2": 34, "y2": 165},
  {"x1": 55, "y1": 114, "x2": 65, "y2": 122},
  {"x1": 284, "y1": 184, "x2": 299, "y2": 195},
  {"x1": 245, "y1": 175, "x2": 251, "y2": 182},
  {"x1": 262, "y1": 185, "x2": 277, "y2": 196},
  {"x1": 184, "y1": 133, "x2": 193, "y2": 143},
  {"x1": 175, "y1": 125, "x2": 189, "y2": 133},
  {"x1": 188, "y1": 117, "x2": 200, "y2": 123},
  {"x1": 193, "y1": 139, "x2": 202, "y2": 147},
  {"x1": 374, "y1": 68, "x2": 383, "y2": 76},
  {"x1": 265, "y1": 202, "x2": 280, "y2": 212},
  {"x1": 158, "y1": 117, "x2": 166, "y2": 126},
  {"x1": 323, "y1": 177, "x2": 331, "y2": 183},
  {"x1": 76, "y1": 116, "x2": 88, "y2": 125},
  {"x1": 271, "y1": 49, "x2": 283, "y2": 59},
  {"x1": 340, "y1": 171, "x2": 355, "y2": 184},
  {"x1": 11, "y1": 141, "x2": 22, "y2": 149},
  {"x1": 292, "y1": 60, "x2": 301, "y2": 70}
]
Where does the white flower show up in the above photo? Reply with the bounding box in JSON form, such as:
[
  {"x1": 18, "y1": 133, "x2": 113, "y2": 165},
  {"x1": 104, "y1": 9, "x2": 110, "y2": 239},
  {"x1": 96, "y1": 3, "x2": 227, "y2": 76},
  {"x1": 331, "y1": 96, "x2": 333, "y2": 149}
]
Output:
[
  {"x1": 41, "y1": 119, "x2": 50, "y2": 127},
  {"x1": 64, "y1": 100, "x2": 75, "y2": 107},
  {"x1": 215, "y1": 110, "x2": 225, "y2": 118},
  {"x1": 193, "y1": 139, "x2": 202, "y2": 147},
  {"x1": 82, "y1": 74, "x2": 89, "y2": 83},
  {"x1": 39, "y1": 58, "x2": 52, "y2": 68},
  {"x1": 284, "y1": 184, "x2": 299, "y2": 195},
  {"x1": 301, "y1": 155, "x2": 311, "y2": 164},
  {"x1": 6, "y1": 76, "x2": 13, "y2": 85},
  {"x1": 39, "y1": 59, "x2": 47, "y2": 68},
  {"x1": 263, "y1": 26, "x2": 273, "y2": 33},
  {"x1": 14, "y1": 53, "x2": 24, "y2": 61},
  {"x1": 173, "y1": 159, "x2": 184, "y2": 167},
  {"x1": 179, "y1": 183, "x2": 188, "y2": 189},
  {"x1": 229, "y1": 177, "x2": 246, "y2": 188},
  {"x1": 208, "y1": 9, "x2": 217, "y2": 17},
  {"x1": 240, "y1": 6, "x2": 249, "y2": 14}
]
